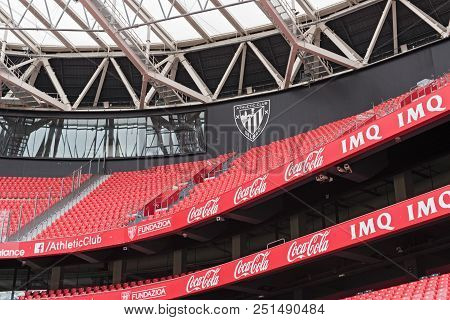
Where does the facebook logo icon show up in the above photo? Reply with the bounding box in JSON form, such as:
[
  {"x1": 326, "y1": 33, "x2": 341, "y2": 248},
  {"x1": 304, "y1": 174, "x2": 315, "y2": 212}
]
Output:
[{"x1": 34, "y1": 242, "x2": 45, "y2": 254}]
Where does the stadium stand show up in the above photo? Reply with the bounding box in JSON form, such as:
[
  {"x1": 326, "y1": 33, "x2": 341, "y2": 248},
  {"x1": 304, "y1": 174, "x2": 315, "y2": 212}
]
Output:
[
  {"x1": 11, "y1": 74, "x2": 449, "y2": 300},
  {"x1": 35, "y1": 155, "x2": 231, "y2": 239},
  {"x1": 3, "y1": 73, "x2": 446, "y2": 242},
  {"x1": 20, "y1": 272, "x2": 450, "y2": 300},
  {"x1": 345, "y1": 274, "x2": 449, "y2": 300},
  {"x1": 0, "y1": 175, "x2": 90, "y2": 238}
]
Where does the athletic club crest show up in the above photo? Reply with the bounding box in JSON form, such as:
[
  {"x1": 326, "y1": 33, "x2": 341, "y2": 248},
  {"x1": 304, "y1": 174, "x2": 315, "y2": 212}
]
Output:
[
  {"x1": 234, "y1": 100, "x2": 270, "y2": 142},
  {"x1": 128, "y1": 226, "x2": 137, "y2": 240}
]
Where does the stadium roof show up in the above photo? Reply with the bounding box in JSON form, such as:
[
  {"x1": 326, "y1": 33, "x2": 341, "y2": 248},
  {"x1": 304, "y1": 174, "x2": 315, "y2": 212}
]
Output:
[
  {"x1": 0, "y1": 0, "x2": 448, "y2": 111},
  {"x1": 0, "y1": 0, "x2": 359, "y2": 49}
]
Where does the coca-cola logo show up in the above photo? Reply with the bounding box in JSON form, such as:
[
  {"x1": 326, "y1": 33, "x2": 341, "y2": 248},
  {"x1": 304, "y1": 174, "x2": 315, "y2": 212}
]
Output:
[
  {"x1": 187, "y1": 198, "x2": 220, "y2": 224},
  {"x1": 234, "y1": 174, "x2": 268, "y2": 205},
  {"x1": 287, "y1": 231, "x2": 330, "y2": 263},
  {"x1": 234, "y1": 252, "x2": 270, "y2": 280},
  {"x1": 186, "y1": 268, "x2": 221, "y2": 293},
  {"x1": 284, "y1": 148, "x2": 325, "y2": 182}
]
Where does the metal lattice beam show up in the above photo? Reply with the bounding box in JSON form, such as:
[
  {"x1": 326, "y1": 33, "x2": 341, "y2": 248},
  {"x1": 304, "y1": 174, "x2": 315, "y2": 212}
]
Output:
[
  {"x1": 364, "y1": 0, "x2": 392, "y2": 63},
  {"x1": 53, "y1": 0, "x2": 109, "y2": 50},
  {"x1": 257, "y1": 0, "x2": 363, "y2": 69},
  {"x1": 78, "y1": 0, "x2": 211, "y2": 104},
  {"x1": 0, "y1": 7, "x2": 40, "y2": 53},
  {"x1": 0, "y1": 69, "x2": 70, "y2": 110},
  {"x1": 18, "y1": 0, "x2": 77, "y2": 51},
  {"x1": 210, "y1": 0, "x2": 246, "y2": 36},
  {"x1": 168, "y1": 0, "x2": 213, "y2": 43},
  {"x1": 398, "y1": 0, "x2": 447, "y2": 37}
]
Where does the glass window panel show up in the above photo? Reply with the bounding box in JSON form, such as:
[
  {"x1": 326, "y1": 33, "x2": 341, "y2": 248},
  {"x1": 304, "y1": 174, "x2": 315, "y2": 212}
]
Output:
[{"x1": 0, "y1": 112, "x2": 205, "y2": 159}]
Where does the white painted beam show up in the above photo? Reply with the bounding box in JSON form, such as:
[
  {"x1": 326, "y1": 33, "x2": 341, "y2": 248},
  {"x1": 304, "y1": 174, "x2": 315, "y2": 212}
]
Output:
[
  {"x1": 399, "y1": 0, "x2": 447, "y2": 37},
  {"x1": 93, "y1": 59, "x2": 109, "y2": 107},
  {"x1": 145, "y1": 56, "x2": 176, "y2": 105},
  {"x1": 42, "y1": 58, "x2": 71, "y2": 106},
  {"x1": 0, "y1": 8, "x2": 40, "y2": 53},
  {"x1": 110, "y1": 57, "x2": 140, "y2": 108},
  {"x1": 210, "y1": 0, "x2": 246, "y2": 35},
  {"x1": 0, "y1": 70, "x2": 70, "y2": 111},
  {"x1": 318, "y1": 23, "x2": 363, "y2": 62},
  {"x1": 364, "y1": 0, "x2": 392, "y2": 64},
  {"x1": 213, "y1": 42, "x2": 245, "y2": 99},
  {"x1": 238, "y1": 43, "x2": 247, "y2": 95},
  {"x1": 247, "y1": 41, "x2": 284, "y2": 88},
  {"x1": 53, "y1": 0, "x2": 109, "y2": 49},
  {"x1": 18, "y1": 0, "x2": 77, "y2": 51},
  {"x1": 73, "y1": 58, "x2": 109, "y2": 109},
  {"x1": 392, "y1": 0, "x2": 399, "y2": 54},
  {"x1": 178, "y1": 54, "x2": 212, "y2": 97}
]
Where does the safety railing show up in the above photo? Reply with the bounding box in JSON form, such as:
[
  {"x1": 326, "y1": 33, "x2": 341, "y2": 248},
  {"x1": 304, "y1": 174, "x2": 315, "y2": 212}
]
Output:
[
  {"x1": 0, "y1": 157, "x2": 107, "y2": 242},
  {"x1": 136, "y1": 154, "x2": 237, "y2": 219}
]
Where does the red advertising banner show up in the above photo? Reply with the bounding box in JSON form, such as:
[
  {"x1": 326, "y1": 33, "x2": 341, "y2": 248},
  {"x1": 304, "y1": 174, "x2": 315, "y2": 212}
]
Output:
[
  {"x1": 0, "y1": 85, "x2": 448, "y2": 260},
  {"x1": 56, "y1": 185, "x2": 450, "y2": 300}
]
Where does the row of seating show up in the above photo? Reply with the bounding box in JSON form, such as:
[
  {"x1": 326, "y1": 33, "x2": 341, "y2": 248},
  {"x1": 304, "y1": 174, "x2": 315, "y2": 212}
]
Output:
[
  {"x1": 345, "y1": 273, "x2": 450, "y2": 300},
  {"x1": 15, "y1": 74, "x2": 449, "y2": 300},
  {"x1": 30, "y1": 74, "x2": 448, "y2": 239},
  {"x1": 35, "y1": 160, "x2": 215, "y2": 239},
  {"x1": 0, "y1": 175, "x2": 90, "y2": 237},
  {"x1": 19, "y1": 270, "x2": 199, "y2": 299},
  {"x1": 19, "y1": 269, "x2": 450, "y2": 300}
]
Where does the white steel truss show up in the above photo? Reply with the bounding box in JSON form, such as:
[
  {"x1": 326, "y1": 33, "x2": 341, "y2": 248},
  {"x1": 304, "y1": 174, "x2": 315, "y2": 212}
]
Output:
[{"x1": 0, "y1": 0, "x2": 446, "y2": 111}]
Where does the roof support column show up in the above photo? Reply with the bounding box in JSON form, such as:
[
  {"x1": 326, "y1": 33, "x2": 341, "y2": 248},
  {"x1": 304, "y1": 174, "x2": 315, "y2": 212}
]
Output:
[
  {"x1": 238, "y1": 43, "x2": 247, "y2": 95},
  {"x1": 258, "y1": 0, "x2": 362, "y2": 69},
  {"x1": 363, "y1": 0, "x2": 392, "y2": 64},
  {"x1": 110, "y1": 57, "x2": 139, "y2": 108},
  {"x1": 93, "y1": 59, "x2": 110, "y2": 107},
  {"x1": 0, "y1": 70, "x2": 70, "y2": 110},
  {"x1": 213, "y1": 42, "x2": 245, "y2": 99},
  {"x1": 247, "y1": 41, "x2": 284, "y2": 88},
  {"x1": 398, "y1": 0, "x2": 447, "y2": 37},
  {"x1": 42, "y1": 58, "x2": 71, "y2": 107},
  {"x1": 392, "y1": 0, "x2": 399, "y2": 54},
  {"x1": 145, "y1": 56, "x2": 177, "y2": 106},
  {"x1": 177, "y1": 54, "x2": 212, "y2": 97},
  {"x1": 73, "y1": 58, "x2": 109, "y2": 109},
  {"x1": 318, "y1": 23, "x2": 363, "y2": 62}
]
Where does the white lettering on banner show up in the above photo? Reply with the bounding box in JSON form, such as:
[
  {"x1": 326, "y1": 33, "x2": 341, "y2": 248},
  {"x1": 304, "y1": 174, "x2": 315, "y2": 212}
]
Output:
[
  {"x1": 187, "y1": 198, "x2": 220, "y2": 224},
  {"x1": 234, "y1": 251, "x2": 270, "y2": 280},
  {"x1": 284, "y1": 148, "x2": 324, "y2": 182},
  {"x1": 350, "y1": 213, "x2": 394, "y2": 240},
  {"x1": 38, "y1": 235, "x2": 102, "y2": 253},
  {"x1": 0, "y1": 248, "x2": 25, "y2": 258},
  {"x1": 186, "y1": 268, "x2": 221, "y2": 293},
  {"x1": 407, "y1": 190, "x2": 450, "y2": 221},
  {"x1": 131, "y1": 287, "x2": 167, "y2": 300},
  {"x1": 233, "y1": 174, "x2": 268, "y2": 205},
  {"x1": 287, "y1": 231, "x2": 330, "y2": 263},
  {"x1": 341, "y1": 125, "x2": 382, "y2": 154},
  {"x1": 137, "y1": 218, "x2": 172, "y2": 236},
  {"x1": 121, "y1": 287, "x2": 167, "y2": 300},
  {"x1": 398, "y1": 95, "x2": 446, "y2": 128}
]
